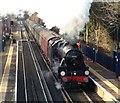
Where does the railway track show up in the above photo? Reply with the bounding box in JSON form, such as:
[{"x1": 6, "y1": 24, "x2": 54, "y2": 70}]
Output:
[
  {"x1": 16, "y1": 22, "x2": 52, "y2": 102},
  {"x1": 17, "y1": 40, "x2": 52, "y2": 102}
]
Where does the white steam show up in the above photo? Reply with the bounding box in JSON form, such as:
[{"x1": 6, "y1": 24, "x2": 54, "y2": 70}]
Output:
[
  {"x1": 55, "y1": 82, "x2": 62, "y2": 90},
  {"x1": 36, "y1": 0, "x2": 93, "y2": 44}
]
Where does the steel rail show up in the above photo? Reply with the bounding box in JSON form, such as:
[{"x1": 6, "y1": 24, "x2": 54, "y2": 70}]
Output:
[{"x1": 27, "y1": 37, "x2": 53, "y2": 102}]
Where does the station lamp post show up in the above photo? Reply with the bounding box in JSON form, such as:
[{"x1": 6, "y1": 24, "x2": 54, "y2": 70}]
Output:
[
  {"x1": 115, "y1": 23, "x2": 119, "y2": 78},
  {"x1": 116, "y1": 24, "x2": 119, "y2": 51},
  {"x1": 111, "y1": 22, "x2": 120, "y2": 78}
]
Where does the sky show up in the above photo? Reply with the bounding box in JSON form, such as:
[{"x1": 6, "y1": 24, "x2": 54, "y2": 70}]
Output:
[
  {"x1": 0, "y1": 0, "x2": 93, "y2": 26},
  {"x1": 0, "y1": 0, "x2": 105, "y2": 43},
  {"x1": 0, "y1": 0, "x2": 118, "y2": 15}
]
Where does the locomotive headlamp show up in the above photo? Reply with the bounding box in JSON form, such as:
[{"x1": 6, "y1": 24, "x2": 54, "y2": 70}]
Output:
[
  {"x1": 60, "y1": 71, "x2": 65, "y2": 76},
  {"x1": 74, "y1": 72, "x2": 76, "y2": 75},
  {"x1": 85, "y1": 70, "x2": 89, "y2": 75}
]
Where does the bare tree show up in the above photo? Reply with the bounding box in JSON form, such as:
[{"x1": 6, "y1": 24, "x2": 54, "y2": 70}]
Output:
[{"x1": 89, "y1": 1, "x2": 120, "y2": 50}]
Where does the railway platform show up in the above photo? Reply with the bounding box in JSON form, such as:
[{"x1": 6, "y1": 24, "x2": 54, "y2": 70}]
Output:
[
  {"x1": 0, "y1": 25, "x2": 19, "y2": 102},
  {"x1": 0, "y1": 40, "x2": 16, "y2": 102},
  {"x1": 85, "y1": 56, "x2": 120, "y2": 100}
]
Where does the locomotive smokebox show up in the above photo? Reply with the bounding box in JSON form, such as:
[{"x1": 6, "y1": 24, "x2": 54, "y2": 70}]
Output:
[{"x1": 65, "y1": 49, "x2": 84, "y2": 66}]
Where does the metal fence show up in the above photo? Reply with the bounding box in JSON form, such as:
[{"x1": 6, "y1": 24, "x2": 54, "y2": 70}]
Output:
[
  {"x1": 81, "y1": 44, "x2": 115, "y2": 71},
  {"x1": 86, "y1": 46, "x2": 95, "y2": 60},
  {"x1": 0, "y1": 41, "x2": 2, "y2": 52},
  {"x1": 96, "y1": 51, "x2": 114, "y2": 71}
]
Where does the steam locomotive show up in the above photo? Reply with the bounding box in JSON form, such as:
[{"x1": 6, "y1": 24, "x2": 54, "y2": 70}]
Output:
[{"x1": 26, "y1": 19, "x2": 89, "y2": 88}]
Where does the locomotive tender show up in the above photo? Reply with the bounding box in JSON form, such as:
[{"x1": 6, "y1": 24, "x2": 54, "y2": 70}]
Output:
[{"x1": 26, "y1": 19, "x2": 89, "y2": 88}]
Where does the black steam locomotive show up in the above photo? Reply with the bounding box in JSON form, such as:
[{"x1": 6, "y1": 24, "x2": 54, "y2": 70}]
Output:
[{"x1": 26, "y1": 19, "x2": 89, "y2": 88}]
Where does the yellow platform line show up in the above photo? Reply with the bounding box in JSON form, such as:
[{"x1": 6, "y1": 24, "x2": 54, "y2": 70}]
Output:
[
  {"x1": 0, "y1": 45, "x2": 13, "y2": 101},
  {"x1": 89, "y1": 66, "x2": 120, "y2": 95}
]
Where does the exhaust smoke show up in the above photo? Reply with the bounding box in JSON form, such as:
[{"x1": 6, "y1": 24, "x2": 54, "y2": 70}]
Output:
[{"x1": 37, "y1": 0, "x2": 93, "y2": 44}]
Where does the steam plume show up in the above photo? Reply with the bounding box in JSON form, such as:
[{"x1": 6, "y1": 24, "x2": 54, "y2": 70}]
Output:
[{"x1": 36, "y1": 0, "x2": 93, "y2": 43}]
